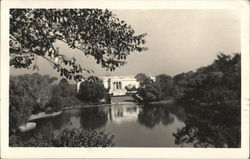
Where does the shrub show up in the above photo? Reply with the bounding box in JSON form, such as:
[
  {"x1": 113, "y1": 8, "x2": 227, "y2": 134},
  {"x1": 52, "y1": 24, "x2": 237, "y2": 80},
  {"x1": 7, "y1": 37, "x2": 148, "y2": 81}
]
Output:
[{"x1": 9, "y1": 128, "x2": 114, "y2": 147}]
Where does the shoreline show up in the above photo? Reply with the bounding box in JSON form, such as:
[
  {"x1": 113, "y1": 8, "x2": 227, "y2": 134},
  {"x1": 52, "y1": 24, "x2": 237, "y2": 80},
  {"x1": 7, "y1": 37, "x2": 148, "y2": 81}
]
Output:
[
  {"x1": 28, "y1": 111, "x2": 62, "y2": 121},
  {"x1": 26, "y1": 99, "x2": 174, "y2": 126},
  {"x1": 147, "y1": 99, "x2": 174, "y2": 105}
]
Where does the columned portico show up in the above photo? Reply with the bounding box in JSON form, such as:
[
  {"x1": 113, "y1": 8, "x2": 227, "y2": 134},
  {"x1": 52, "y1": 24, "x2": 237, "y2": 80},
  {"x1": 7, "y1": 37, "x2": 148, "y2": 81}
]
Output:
[
  {"x1": 77, "y1": 75, "x2": 155, "y2": 96},
  {"x1": 102, "y1": 76, "x2": 140, "y2": 96}
]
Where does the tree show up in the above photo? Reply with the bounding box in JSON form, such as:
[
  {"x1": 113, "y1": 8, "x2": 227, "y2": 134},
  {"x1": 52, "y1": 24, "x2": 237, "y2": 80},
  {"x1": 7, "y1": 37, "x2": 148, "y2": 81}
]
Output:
[
  {"x1": 155, "y1": 74, "x2": 173, "y2": 99},
  {"x1": 178, "y1": 53, "x2": 241, "y2": 105},
  {"x1": 51, "y1": 78, "x2": 76, "y2": 97},
  {"x1": 172, "y1": 53, "x2": 241, "y2": 148},
  {"x1": 45, "y1": 95, "x2": 63, "y2": 112},
  {"x1": 77, "y1": 76, "x2": 107, "y2": 103},
  {"x1": 173, "y1": 71, "x2": 195, "y2": 98},
  {"x1": 135, "y1": 73, "x2": 160, "y2": 102},
  {"x1": 9, "y1": 73, "x2": 57, "y2": 133},
  {"x1": 10, "y1": 9, "x2": 147, "y2": 81},
  {"x1": 135, "y1": 73, "x2": 152, "y2": 85}
]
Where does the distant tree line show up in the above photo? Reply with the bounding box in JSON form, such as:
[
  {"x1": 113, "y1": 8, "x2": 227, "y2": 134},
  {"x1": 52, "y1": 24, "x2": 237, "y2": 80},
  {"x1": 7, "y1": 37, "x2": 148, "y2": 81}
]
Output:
[
  {"x1": 178, "y1": 53, "x2": 241, "y2": 106},
  {"x1": 134, "y1": 53, "x2": 241, "y2": 106}
]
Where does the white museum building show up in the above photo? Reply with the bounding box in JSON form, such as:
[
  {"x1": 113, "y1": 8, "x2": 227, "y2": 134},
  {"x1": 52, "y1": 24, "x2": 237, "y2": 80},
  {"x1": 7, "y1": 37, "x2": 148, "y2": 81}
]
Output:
[{"x1": 77, "y1": 75, "x2": 155, "y2": 96}]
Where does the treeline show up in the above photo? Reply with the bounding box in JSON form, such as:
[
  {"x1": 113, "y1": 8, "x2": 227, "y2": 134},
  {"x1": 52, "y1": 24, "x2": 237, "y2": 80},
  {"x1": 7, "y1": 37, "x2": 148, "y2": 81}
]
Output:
[
  {"x1": 135, "y1": 53, "x2": 241, "y2": 106},
  {"x1": 179, "y1": 53, "x2": 240, "y2": 106}
]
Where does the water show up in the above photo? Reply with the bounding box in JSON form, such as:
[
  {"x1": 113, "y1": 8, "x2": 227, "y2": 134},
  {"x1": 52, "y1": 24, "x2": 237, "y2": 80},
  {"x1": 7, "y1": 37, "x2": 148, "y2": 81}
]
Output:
[
  {"x1": 32, "y1": 103, "x2": 187, "y2": 147},
  {"x1": 28, "y1": 98, "x2": 241, "y2": 147}
]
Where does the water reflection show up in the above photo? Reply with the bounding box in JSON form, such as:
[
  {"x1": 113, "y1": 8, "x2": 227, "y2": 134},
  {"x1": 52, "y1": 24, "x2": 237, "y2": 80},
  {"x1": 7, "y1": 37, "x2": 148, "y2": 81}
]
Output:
[
  {"x1": 138, "y1": 104, "x2": 179, "y2": 128},
  {"x1": 108, "y1": 104, "x2": 140, "y2": 124},
  {"x1": 32, "y1": 103, "x2": 186, "y2": 133},
  {"x1": 80, "y1": 107, "x2": 108, "y2": 129},
  {"x1": 27, "y1": 103, "x2": 187, "y2": 147},
  {"x1": 18, "y1": 100, "x2": 240, "y2": 147},
  {"x1": 173, "y1": 103, "x2": 241, "y2": 148}
]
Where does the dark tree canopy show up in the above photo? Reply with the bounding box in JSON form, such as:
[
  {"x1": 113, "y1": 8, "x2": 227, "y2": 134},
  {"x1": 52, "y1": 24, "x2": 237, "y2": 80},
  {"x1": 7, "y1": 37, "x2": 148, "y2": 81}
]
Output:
[
  {"x1": 176, "y1": 53, "x2": 241, "y2": 105},
  {"x1": 77, "y1": 76, "x2": 107, "y2": 103},
  {"x1": 135, "y1": 73, "x2": 160, "y2": 102},
  {"x1": 155, "y1": 74, "x2": 174, "y2": 99},
  {"x1": 10, "y1": 9, "x2": 147, "y2": 81},
  {"x1": 135, "y1": 73, "x2": 152, "y2": 84}
]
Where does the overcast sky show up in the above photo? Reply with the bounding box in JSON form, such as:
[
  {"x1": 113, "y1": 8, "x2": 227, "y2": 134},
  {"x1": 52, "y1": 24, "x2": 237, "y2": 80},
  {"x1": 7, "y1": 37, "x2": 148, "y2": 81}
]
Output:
[{"x1": 10, "y1": 9, "x2": 240, "y2": 79}]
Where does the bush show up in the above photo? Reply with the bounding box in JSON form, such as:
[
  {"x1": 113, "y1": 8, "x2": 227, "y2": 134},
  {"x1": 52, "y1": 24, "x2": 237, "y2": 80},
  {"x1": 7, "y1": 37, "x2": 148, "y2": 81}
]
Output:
[
  {"x1": 10, "y1": 128, "x2": 114, "y2": 147},
  {"x1": 77, "y1": 77, "x2": 107, "y2": 103}
]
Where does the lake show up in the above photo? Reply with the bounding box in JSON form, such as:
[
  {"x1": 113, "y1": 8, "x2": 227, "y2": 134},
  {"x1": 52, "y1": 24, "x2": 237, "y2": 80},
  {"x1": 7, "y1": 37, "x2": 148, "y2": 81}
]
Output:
[
  {"x1": 27, "y1": 96, "x2": 240, "y2": 148},
  {"x1": 31, "y1": 102, "x2": 189, "y2": 147}
]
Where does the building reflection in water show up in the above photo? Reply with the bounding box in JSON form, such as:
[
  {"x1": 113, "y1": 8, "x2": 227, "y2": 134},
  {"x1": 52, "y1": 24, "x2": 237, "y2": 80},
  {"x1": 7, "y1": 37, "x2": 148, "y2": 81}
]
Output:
[
  {"x1": 107, "y1": 104, "x2": 141, "y2": 124},
  {"x1": 78, "y1": 103, "x2": 182, "y2": 128}
]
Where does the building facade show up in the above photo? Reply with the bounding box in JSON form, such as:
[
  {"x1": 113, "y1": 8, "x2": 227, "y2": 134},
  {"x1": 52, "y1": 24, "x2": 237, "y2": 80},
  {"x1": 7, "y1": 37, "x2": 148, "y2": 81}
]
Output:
[
  {"x1": 102, "y1": 76, "x2": 140, "y2": 96},
  {"x1": 77, "y1": 75, "x2": 155, "y2": 96}
]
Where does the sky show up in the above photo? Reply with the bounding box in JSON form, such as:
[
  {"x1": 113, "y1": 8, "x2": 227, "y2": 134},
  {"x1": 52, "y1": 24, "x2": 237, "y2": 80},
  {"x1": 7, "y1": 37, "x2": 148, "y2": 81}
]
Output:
[{"x1": 10, "y1": 9, "x2": 241, "y2": 80}]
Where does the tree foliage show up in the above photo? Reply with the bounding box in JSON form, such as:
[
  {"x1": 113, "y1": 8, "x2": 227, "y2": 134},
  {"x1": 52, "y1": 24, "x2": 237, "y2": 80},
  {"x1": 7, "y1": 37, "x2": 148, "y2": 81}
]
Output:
[
  {"x1": 45, "y1": 95, "x2": 63, "y2": 112},
  {"x1": 177, "y1": 53, "x2": 241, "y2": 105},
  {"x1": 135, "y1": 73, "x2": 160, "y2": 102},
  {"x1": 155, "y1": 74, "x2": 174, "y2": 99},
  {"x1": 77, "y1": 76, "x2": 107, "y2": 103},
  {"x1": 135, "y1": 73, "x2": 152, "y2": 85},
  {"x1": 172, "y1": 53, "x2": 241, "y2": 148},
  {"x1": 172, "y1": 71, "x2": 195, "y2": 98},
  {"x1": 9, "y1": 73, "x2": 57, "y2": 133},
  {"x1": 10, "y1": 9, "x2": 147, "y2": 81},
  {"x1": 9, "y1": 128, "x2": 114, "y2": 147},
  {"x1": 51, "y1": 78, "x2": 76, "y2": 97},
  {"x1": 135, "y1": 73, "x2": 175, "y2": 102}
]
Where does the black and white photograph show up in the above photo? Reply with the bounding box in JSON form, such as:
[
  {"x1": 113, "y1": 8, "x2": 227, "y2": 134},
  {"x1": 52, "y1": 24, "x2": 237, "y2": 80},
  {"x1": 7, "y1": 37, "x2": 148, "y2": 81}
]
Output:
[{"x1": 1, "y1": 0, "x2": 249, "y2": 158}]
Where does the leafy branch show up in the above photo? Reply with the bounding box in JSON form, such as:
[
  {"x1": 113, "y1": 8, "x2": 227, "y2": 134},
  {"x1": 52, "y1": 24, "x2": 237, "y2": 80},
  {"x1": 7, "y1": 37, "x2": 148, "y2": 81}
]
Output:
[{"x1": 10, "y1": 9, "x2": 147, "y2": 81}]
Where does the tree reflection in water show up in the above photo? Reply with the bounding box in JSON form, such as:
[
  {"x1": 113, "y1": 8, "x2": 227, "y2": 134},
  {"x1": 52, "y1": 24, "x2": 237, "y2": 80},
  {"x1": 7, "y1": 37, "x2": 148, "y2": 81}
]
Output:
[
  {"x1": 173, "y1": 103, "x2": 241, "y2": 148},
  {"x1": 80, "y1": 107, "x2": 108, "y2": 129},
  {"x1": 138, "y1": 104, "x2": 176, "y2": 128}
]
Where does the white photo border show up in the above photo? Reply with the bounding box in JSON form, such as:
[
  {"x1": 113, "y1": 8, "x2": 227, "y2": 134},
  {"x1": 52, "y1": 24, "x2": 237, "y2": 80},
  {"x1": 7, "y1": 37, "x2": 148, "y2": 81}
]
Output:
[{"x1": 1, "y1": 0, "x2": 249, "y2": 158}]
